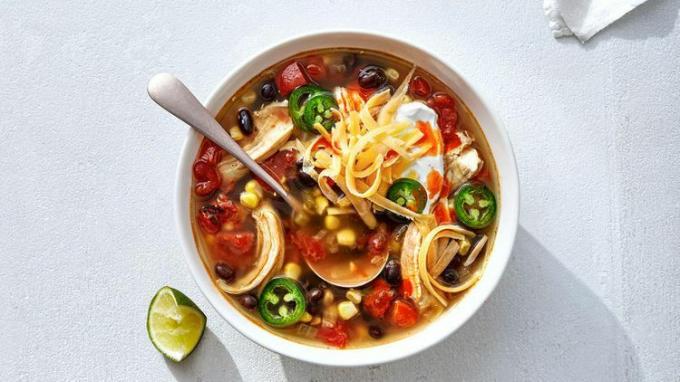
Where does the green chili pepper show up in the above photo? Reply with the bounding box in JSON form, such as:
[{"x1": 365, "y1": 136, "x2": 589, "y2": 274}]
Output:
[
  {"x1": 288, "y1": 85, "x2": 337, "y2": 133},
  {"x1": 257, "y1": 277, "x2": 306, "y2": 327},
  {"x1": 386, "y1": 178, "x2": 427, "y2": 213},
  {"x1": 453, "y1": 182, "x2": 497, "y2": 229}
]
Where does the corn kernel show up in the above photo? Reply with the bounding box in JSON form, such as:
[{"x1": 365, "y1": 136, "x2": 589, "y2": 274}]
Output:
[
  {"x1": 322, "y1": 289, "x2": 334, "y2": 307},
  {"x1": 300, "y1": 312, "x2": 313, "y2": 323},
  {"x1": 283, "y1": 262, "x2": 302, "y2": 280},
  {"x1": 293, "y1": 211, "x2": 311, "y2": 226},
  {"x1": 324, "y1": 215, "x2": 341, "y2": 230},
  {"x1": 385, "y1": 67, "x2": 400, "y2": 82},
  {"x1": 245, "y1": 179, "x2": 262, "y2": 197},
  {"x1": 336, "y1": 228, "x2": 356, "y2": 247},
  {"x1": 349, "y1": 261, "x2": 357, "y2": 273},
  {"x1": 346, "y1": 289, "x2": 362, "y2": 304},
  {"x1": 459, "y1": 239, "x2": 471, "y2": 255},
  {"x1": 314, "y1": 196, "x2": 329, "y2": 215},
  {"x1": 239, "y1": 191, "x2": 260, "y2": 209},
  {"x1": 229, "y1": 126, "x2": 244, "y2": 141},
  {"x1": 337, "y1": 301, "x2": 359, "y2": 320}
]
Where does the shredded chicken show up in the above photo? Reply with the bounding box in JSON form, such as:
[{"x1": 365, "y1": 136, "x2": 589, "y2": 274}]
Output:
[
  {"x1": 445, "y1": 131, "x2": 483, "y2": 190},
  {"x1": 217, "y1": 101, "x2": 294, "y2": 183}
]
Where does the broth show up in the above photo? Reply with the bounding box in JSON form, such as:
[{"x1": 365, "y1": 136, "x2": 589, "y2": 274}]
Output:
[{"x1": 190, "y1": 48, "x2": 498, "y2": 349}]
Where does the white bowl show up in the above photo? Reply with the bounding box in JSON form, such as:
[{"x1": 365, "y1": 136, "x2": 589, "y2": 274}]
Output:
[{"x1": 176, "y1": 31, "x2": 519, "y2": 367}]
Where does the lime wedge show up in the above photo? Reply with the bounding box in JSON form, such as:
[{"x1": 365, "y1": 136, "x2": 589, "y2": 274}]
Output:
[{"x1": 147, "y1": 286, "x2": 206, "y2": 362}]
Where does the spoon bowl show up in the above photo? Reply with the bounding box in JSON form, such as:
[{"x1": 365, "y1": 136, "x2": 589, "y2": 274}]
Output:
[{"x1": 304, "y1": 251, "x2": 389, "y2": 288}]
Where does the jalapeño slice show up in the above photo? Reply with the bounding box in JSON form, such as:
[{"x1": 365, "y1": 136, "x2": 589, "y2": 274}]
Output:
[
  {"x1": 257, "y1": 277, "x2": 306, "y2": 327},
  {"x1": 386, "y1": 178, "x2": 427, "y2": 213},
  {"x1": 302, "y1": 93, "x2": 338, "y2": 132},
  {"x1": 453, "y1": 182, "x2": 497, "y2": 229},
  {"x1": 288, "y1": 85, "x2": 337, "y2": 133}
]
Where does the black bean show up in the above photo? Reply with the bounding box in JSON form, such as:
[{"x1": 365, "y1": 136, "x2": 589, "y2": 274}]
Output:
[
  {"x1": 307, "y1": 288, "x2": 323, "y2": 304},
  {"x1": 441, "y1": 268, "x2": 459, "y2": 285},
  {"x1": 238, "y1": 294, "x2": 258, "y2": 310},
  {"x1": 215, "y1": 263, "x2": 235, "y2": 282},
  {"x1": 358, "y1": 65, "x2": 387, "y2": 89},
  {"x1": 368, "y1": 325, "x2": 384, "y2": 339},
  {"x1": 307, "y1": 304, "x2": 320, "y2": 315},
  {"x1": 383, "y1": 259, "x2": 402, "y2": 286},
  {"x1": 260, "y1": 81, "x2": 277, "y2": 101},
  {"x1": 237, "y1": 108, "x2": 254, "y2": 136}
]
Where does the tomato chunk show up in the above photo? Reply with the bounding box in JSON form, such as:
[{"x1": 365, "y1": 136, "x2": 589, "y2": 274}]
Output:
[
  {"x1": 388, "y1": 298, "x2": 418, "y2": 328},
  {"x1": 290, "y1": 231, "x2": 327, "y2": 262},
  {"x1": 399, "y1": 278, "x2": 414, "y2": 298},
  {"x1": 362, "y1": 279, "x2": 396, "y2": 319},
  {"x1": 409, "y1": 76, "x2": 431, "y2": 99},
  {"x1": 366, "y1": 225, "x2": 389, "y2": 256},
  {"x1": 433, "y1": 200, "x2": 452, "y2": 225},
  {"x1": 193, "y1": 161, "x2": 221, "y2": 196},
  {"x1": 302, "y1": 55, "x2": 328, "y2": 82},
  {"x1": 427, "y1": 92, "x2": 456, "y2": 109},
  {"x1": 197, "y1": 205, "x2": 223, "y2": 234},
  {"x1": 198, "y1": 139, "x2": 222, "y2": 165},
  {"x1": 216, "y1": 231, "x2": 255, "y2": 256},
  {"x1": 275, "y1": 62, "x2": 309, "y2": 96},
  {"x1": 316, "y1": 321, "x2": 350, "y2": 348}
]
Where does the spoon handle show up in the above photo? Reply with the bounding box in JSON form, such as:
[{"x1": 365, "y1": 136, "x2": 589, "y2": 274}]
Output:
[{"x1": 148, "y1": 73, "x2": 301, "y2": 211}]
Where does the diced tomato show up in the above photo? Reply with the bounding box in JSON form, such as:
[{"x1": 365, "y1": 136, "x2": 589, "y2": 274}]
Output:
[
  {"x1": 261, "y1": 149, "x2": 298, "y2": 183},
  {"x1": 302, "y1": 55, "x2": 328, "y2": 82},
  {"x1": 275, "y1": 62, "x2": 309, "y2": 96},
  {"x1": 197, "y1": 205, "x2": 223, "y2": 234},
  {"x1": 290, "y1": 231, "x2": 327, "y2": 262},
  {"x1": 311, "y1": 136, "x2": 332, "y2": 152},
  {"x1": 193, "y1": 161, "x2": 221, "y2": 196},
  {"x1": 198, "y1": 139, "x2": 222, "y2": 165},
  {"x1": 409, "y1": 76, "x2": 431, "y2": 99},
  {"x1": 216, "y1": 231, "x2": 255, "y2": 256},
  {"x1": 362, "y1": 279, "x2": 396, "y2": 319},
  {"x1": 438, "y1": 107, "x2": 457, "y2": 122},
  {"x1": 440, "y1": 180, "x2": 451, "y2": 200},
  {"x1": 433, "y1": 200, "x2": 452, "y2": 225},
  {"x1": 399, "y1": 278, "x2": 414, "y2": 297},
  {"x1": 214, "y1": 194, "x2": 240, "y2": 223},
  {"x1": 427, "y1": 92, "x2": 456, "y2": 110},
  {"x1": 366, "y1": 225, "x2": 389, "y2": 256},
  {"x1": 388, "y1": 298, "x2": 419, "y2": 328},
  {"x1": 316, "y1": 321, "x2": 350, "y2": 348}
]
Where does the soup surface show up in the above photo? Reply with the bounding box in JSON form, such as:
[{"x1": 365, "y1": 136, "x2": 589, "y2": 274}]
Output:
[{"x1": 191, "y1": 49, "x2": 499, "y2": 348}]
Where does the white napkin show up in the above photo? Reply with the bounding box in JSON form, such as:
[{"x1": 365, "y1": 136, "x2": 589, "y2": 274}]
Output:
[{"x1": 543, "y1": 0, "x2": 649, "y2": 42}]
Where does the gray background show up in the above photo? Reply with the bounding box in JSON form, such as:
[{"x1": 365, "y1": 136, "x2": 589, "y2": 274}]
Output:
[{"x1": 2, "y1": 1, "x2": 679, "y2": 381}]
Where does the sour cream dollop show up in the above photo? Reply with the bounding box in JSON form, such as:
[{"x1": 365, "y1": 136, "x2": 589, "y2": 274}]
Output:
[{"x1": 393, "y1": 102, "x2": 445, "y2": 213}]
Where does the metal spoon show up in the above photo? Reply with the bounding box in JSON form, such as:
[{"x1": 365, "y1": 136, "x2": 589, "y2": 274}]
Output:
[{"x1": 147, "y1": 73, "x2": 302, "y2": 212}]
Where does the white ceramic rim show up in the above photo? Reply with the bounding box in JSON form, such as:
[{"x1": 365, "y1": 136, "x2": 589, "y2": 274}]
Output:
[{"x1": 175, "y1": 30, "x2": 519, "y2": 367}]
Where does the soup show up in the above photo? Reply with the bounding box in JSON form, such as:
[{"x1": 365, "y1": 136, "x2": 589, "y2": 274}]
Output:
[{"x1": 190, "y1": 49, "x2": 499, "y2": 349}]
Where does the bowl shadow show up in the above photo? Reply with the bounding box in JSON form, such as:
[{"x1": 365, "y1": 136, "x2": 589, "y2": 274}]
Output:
[
  {"x1": 166, "y1": 328, "x2": 243, "y2": 382},
  {"x1": 281, "y1": 226, "x2": 640, "y2": 381}
]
